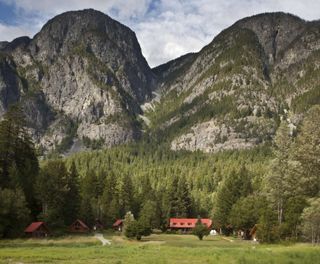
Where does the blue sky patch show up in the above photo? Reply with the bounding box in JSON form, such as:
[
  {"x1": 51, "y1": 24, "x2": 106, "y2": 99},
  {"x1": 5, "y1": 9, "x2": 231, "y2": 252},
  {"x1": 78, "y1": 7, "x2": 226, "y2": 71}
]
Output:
[{"x1": 0, "y1": 1, "x2": 18, "y2": 25}]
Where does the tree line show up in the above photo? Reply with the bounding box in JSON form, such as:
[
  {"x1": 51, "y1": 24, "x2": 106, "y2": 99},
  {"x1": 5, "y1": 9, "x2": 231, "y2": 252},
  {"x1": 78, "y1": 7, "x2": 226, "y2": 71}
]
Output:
[{"x1": 0, "y1": 105, "x2": 319, "y2": 244}]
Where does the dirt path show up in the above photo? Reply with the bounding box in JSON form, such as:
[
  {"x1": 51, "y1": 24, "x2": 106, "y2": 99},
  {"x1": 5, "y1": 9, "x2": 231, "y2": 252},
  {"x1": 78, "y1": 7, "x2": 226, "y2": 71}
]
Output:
[
  {"x1": 94, "y1": 233, "x2": 111, "y2": 246},
  {"x1": 221, "y1": 236, "x2": 234, "y2": 242}
]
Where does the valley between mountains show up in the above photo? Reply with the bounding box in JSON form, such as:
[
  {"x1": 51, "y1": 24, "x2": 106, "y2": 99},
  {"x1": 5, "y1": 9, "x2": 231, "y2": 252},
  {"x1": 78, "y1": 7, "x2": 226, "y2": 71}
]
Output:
[{"x1": 1, "y1": 9, "x2": 319, "y2": 154}]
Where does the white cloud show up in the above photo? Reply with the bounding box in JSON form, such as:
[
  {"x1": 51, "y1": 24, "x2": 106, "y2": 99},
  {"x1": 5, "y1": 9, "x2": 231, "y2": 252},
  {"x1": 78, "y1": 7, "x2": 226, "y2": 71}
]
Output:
[
  {"x1": 134, "y1": 0, "x2": 320, "y2": 66},
  {"x1": 0, "y1": 23, "x2": 34, "y2": 41},
  {"x1": 2, "y1": 0, "x2": 152, "y2": 21},
  {"x1": 1, "y1": 0, "x2": 320, "y2": 66}
]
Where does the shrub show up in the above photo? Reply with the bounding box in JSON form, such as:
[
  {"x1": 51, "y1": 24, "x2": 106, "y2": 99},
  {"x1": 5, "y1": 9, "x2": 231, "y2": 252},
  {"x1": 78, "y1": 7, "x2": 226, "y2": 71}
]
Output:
[{"x1": 192, "y1": 218, "x2": 210, "y2": 240}]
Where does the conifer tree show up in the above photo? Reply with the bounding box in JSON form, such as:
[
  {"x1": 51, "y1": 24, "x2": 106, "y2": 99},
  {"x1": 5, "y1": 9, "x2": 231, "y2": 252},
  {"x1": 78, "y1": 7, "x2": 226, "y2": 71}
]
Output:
[
  {"x1": 139, "y1": 200, "x2": 157, "y2": 228},
  {"x1": 301, "y1": 197, "x2": 320, "y2": 244},
  {"x1": 213, "y1": 166, "x2": 252, "y2": 233},
  {"x1": 101, "y1": 172, "x2": 119, "y2": 225},
  {"x1": 64, "y1": 162, "x2": 80, "y2": 225},
  {"x1": 265, "y1": 122, "x2": 293, "y2": 225},
  {"x1": 192, "y1": 217, "x2": 210, "y2": 240},
  {"x1": 37, "y1": 160, "x2": 69, "y2": 228},
  {"x1": 291, "y1": 106, "x2": 320, "y2": 196},
  {"x1": 0, "y1": 188, "x2": 30, "y2": 238},
  {"x1": 0, "y1": 105, "x2": 39, "y2": 216},
  {"x1": 229, "y1": 195, "x2": 263, "y2": 239}
]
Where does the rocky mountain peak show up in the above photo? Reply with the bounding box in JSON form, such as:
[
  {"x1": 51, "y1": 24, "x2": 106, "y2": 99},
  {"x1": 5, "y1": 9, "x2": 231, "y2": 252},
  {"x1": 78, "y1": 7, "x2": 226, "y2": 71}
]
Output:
[
  {"x1": 236, "y1": 12, "x2": 307, "y2": 63},
  {"x1": 29, "y1": 9, "x2": 154, "y2": 102},
  {"x1": 33, "y1": 9, "x2": 136, "y2": 57},
  {"x1": 0, "y1": 9, "x2": 156, "y2": 154},
  {"x1": 148, "y1": 12, "x2": 320, "y2": 153},
  {"x1": 0, "y1": 11, "x2": 319, "y2": 155}
]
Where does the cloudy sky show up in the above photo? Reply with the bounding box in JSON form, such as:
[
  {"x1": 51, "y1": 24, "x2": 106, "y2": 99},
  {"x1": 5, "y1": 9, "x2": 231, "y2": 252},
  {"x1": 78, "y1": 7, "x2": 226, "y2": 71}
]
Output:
[{"x1": 0, "y1": 0, "x2": 320, "y2": 67}]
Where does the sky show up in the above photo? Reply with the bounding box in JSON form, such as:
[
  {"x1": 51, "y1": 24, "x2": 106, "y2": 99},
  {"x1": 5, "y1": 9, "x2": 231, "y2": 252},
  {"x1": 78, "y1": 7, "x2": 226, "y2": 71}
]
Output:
[{"x1": 0, "y1": 0, "x2": 320, "y2": 67}]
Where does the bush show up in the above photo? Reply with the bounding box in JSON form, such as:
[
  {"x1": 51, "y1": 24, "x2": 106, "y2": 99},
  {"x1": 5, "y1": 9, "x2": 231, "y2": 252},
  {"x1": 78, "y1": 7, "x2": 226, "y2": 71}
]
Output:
[
  {"x1": 125, "y1": 219, "x2": 151, "y2": 241},
  {"x1": 124, "y1": 212, "x2": 151, "y2": 241},
  {"x1": 192, "y1": 218, "x2": 210, "y2": 240}
]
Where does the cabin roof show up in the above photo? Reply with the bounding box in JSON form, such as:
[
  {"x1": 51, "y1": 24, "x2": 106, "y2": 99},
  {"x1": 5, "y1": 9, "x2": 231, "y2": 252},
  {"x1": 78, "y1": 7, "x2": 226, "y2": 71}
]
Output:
[
  {"x1": 24, "y1": 222, "x2": 48, "y2": 233},
  {"x1": 71, "y1": 219, "x2": 89, "y2": 229},
  {"x1": 169, "y1": 218, "x2": 212, "y2": 228},
  {"x1": 113, "y1": 219, "x2": 123, "y2": 227}
]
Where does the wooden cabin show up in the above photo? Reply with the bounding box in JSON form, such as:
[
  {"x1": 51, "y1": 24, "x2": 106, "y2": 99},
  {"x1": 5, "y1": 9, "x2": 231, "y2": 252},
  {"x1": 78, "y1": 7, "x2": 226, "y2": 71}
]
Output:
[
  {"x1": 250, "y1": 225, "x2": 258, "y2": 241},
  {"x1": 25, "y1": 222, "x2": 49, "y2": 238},
  {"x1": 93, "y1": 219, "x2": 104, "y2": 231},
  {"x1": 169, "y1": 218, "x2": 212, "y2": 232},
  {"x1": 112, "y1": 219, "x2": 123, "y2": 231},
  {"x1": 69, "y1": 219, "x2": 90, "y2": 233}
]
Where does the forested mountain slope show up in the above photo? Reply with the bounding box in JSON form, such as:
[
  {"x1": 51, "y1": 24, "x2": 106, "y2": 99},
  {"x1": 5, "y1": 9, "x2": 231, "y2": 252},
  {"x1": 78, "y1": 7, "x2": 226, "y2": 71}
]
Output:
[
  {"x1": 0, "y1": 10, "x2": 319, "y2": 243},
  {"x1": 148, "y1": 13, "x2": 320, "y2": 152}
]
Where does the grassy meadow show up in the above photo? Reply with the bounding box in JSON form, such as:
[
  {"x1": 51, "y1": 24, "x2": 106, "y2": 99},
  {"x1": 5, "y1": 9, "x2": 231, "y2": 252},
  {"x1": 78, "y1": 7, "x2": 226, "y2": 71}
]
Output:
[{"x1": 0, "y1": 234, "x2": 319, "y2": 264}]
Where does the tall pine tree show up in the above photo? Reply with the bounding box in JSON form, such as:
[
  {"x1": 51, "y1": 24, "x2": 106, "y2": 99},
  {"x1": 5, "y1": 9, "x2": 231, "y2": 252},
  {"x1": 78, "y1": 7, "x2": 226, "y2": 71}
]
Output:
[
  {"x1": 64, "y1": 162, "x2": 80, "y2": 225},
  {"x1": 0, "y1": 105, "x2": 39, "y2": 216}
]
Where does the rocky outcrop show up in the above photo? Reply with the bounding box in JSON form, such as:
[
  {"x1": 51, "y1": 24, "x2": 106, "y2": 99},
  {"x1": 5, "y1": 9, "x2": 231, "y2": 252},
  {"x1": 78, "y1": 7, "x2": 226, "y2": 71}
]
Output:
[
  {"x1": 0, "y1": 9, "x2": 156, "y2": 154},
  {"x1": 152, "y1": 53, "x2": 196, "y2": 82},
  {"x1": 236, "y1": 13, "x2": 307, "y2": 64},
  {"x1": 149, "y1": 12, "x2": 320, "y2": 153},
  {"x1": 0, "y1": 56, "x2": 21, "y2": 114},
  {"x1": 1, "y1": 10, "x2": 319, "y2": 154}
]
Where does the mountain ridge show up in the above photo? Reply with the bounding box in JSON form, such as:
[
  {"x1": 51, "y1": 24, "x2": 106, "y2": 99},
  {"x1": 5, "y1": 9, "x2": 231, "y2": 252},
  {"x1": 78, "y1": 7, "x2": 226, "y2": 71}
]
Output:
[
  {"x1": 1, "y1": 10, "x2": 320, "y2": 154},
  {"x1": 146, "y1": 12, "x2": 320, "y2": 152},
  {"x1": 0, "y1": 9, "x2": 156, "y2": 154}
]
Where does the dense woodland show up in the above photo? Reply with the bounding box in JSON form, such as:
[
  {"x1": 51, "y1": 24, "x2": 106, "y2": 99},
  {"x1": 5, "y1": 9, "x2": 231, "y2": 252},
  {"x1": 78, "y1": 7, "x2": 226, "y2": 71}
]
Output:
[{"x1": 0, "y1": 105, "x2": 319, "y2": 244}]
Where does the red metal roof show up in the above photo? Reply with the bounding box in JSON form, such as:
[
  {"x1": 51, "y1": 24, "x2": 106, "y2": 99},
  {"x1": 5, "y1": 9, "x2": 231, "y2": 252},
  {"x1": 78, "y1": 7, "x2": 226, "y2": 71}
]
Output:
[
  {"x1": 169, "y1": 218, "x2": 212, "y2": 229},
  {"x1": 113, "y1": 219, "x2": 123, "y2": 227},
  {"x1": 24, "y1": 222, "x2": 47, "y2": 233}
]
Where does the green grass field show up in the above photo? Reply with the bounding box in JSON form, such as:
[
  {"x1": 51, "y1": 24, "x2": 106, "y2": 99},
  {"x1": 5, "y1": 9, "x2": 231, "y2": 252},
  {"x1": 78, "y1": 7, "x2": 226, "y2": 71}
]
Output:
[{"x1": 0, "y1": 234, "x2": 319, "y2": 264}]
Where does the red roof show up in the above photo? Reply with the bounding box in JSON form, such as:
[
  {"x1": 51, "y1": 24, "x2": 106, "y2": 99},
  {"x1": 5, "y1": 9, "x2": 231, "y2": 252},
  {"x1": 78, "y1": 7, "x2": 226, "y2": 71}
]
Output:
[
  {"x1": 113, "y1": 219, "x2": 123, "y2": 227},
  {"x1": 24, "y1": 222, "x2": 47, "y2": 233},
  {"x1": 169, "y1": 218, "x2": 212, "y2": 229}
]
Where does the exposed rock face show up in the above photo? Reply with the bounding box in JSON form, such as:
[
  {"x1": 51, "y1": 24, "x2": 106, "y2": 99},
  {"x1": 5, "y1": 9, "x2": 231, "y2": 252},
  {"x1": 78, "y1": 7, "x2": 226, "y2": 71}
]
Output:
[
  {"x1": 0, "y1": 41, "x2": 9, "y2": 50},
  {"x1": 0, "y1": 9, "x2": 156, "y2": 154},
  {"x1": 1, "y1": 10, "x2": 320, "y2": 154},
  {"x1": 148, "y1": 12, "x2": 320, "y2": 153},
  {"x1": 152, "y1": 53, "x2": 196, "y2": 82},
  {"x1": 236, "y1": 13, "x2": 307, "y2": 64},
  {"x1": 0, "y1": 56, "x2": 22, "y2": 114}
]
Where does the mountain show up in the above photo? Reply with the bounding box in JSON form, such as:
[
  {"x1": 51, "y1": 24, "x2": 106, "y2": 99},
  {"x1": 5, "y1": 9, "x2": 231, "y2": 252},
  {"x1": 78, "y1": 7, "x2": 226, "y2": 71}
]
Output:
[
  {"x1": 0, "y1": 9, "x2": 156, "y2": 154},
  {"x1": 146, "y1": 12, "x2": 320, "y2": 152},
  {"x1": 1, "y1": 10, "x2": 320, "y2": 154}
]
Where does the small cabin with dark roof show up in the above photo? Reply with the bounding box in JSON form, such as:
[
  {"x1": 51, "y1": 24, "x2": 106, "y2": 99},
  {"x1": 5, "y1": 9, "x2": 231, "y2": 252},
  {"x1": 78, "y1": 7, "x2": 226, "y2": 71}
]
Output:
[
  {"x1": 93, "y1": 219, "x2": 104, "y2": 231},
  {"x1": 25, "y1": 222, "x2": 49, "y2": 237},
  {"x1": 112, "y1": 219, "x2": 123, "y2": 231},
  {"x1": 69, "y1": 219, "x2": 90, "y2": 233}
]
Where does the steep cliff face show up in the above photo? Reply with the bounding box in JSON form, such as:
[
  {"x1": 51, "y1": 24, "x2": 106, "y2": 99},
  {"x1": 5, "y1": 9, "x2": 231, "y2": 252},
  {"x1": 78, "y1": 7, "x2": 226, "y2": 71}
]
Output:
[
  {"x1": 1, "y1": 10, "x2": 319, "y2": 154},
  {"x1": 236, "y1": 13, "x2": 307, "y2": 65},
  {"x1": 147, "y1": 12, "x2": 320, "y2": 153},
  {"x1": 0, "y1": 56, "x2": 21, "y2": 114},
  {"x1": 0, "y1": 9, "x2": 156, "y2": 153}
]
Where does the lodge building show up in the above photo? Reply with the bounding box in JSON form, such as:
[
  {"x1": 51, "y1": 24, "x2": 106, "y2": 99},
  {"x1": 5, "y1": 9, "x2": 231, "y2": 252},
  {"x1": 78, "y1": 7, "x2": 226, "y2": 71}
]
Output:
[{"x1": 169, "y1": 218, "x2": 212, "y2": 231}]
